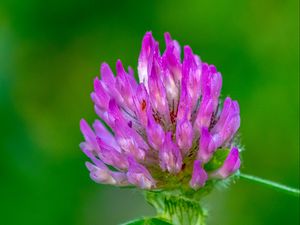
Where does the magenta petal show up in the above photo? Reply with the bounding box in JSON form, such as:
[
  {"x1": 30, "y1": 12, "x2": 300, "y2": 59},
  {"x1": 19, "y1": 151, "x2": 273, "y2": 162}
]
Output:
[
  {"x1": 197, "y1": 127, "x2": 216, "y2": 163},
  {"x1": 159, "y1": 132, "x2": 182, "y2": 174},
  {"x1": 189, "y1": 160, "x2": 208, "y2": 190},
  {"x1": 101, "y1": 63, "x2": 115, "y2": 86},
  {"x1": 116, "y1": 60, "x2": 137, "y2": 110},
  {"x1": 86, "y1": 162, "x2": 129, "y2": 186},
  {"x1": 138, "y1": 32, "x2": 157, "y2": 85},
  {"x1": 146, "y1": 110, "x2": 165, "y2": 150},
  {"x1": 163, "y1": 41, "x2": 182, "y2": 83},
  {"x1": 212, "y1": 97, "x2": 232, "y2": 132},
  {"x1": 127, "y1": 156, "x2": 155, "y2": 189},
  {"x1": 83, "y1": 149, "x2": 128, "y2": 185},
  {"x1": 212, "y1": 98, "x2": 240, "y2": 147},
  {"x1": 148, "y1": 58, "x2": 170, "y2": 120},
  {"x1": 92, "y1": 120, "x2": 120, "y2": 151},
  {"x1": 86, "y1": 162, "x2": 116, "y2": 184},
  {"x1": 133, "y1": 83, "x2": 149, "y2": 127},
  {"x1": 182, "y1": 46, "x2": 202, "y2": 109},
  {"x1": 176, "y1": 110, "x2": 193, "y2": 154},
  {"x1": 91, "y1": 77, "x2": 110, "y2": 110},
  {"x1": 107, "y1": 99, "x2": 127, "y2": 128},
  {"x1": 213, "y1": 147, "x2": 241, "y2": 179},
  {"x1": 164, "y1": 32, "x2": 181, "y2": 60},
  {"x1": 194, "y1": 96, "x2": 214, "y2": 132},
  {"x1": 80, "y1": 119, "x2": 98, "y2": 151},
  {"x1": 177, "y1": 80, "x2": 192, "y2": 121},
  {"x1": 96, "y1": 137, "x2": 128, "y2": 170},
  {"x1": 112, "y1": 120, "x2": 148, "y2": 160},
  {"x1": 161, "y1": 66, "x2": 179, "y2": 111}
]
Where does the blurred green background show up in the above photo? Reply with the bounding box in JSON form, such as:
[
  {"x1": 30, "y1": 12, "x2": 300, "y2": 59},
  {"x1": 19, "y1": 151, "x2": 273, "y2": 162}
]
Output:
[{"x1": 0, "y1": 0, "x2": 299, "y2": 224}]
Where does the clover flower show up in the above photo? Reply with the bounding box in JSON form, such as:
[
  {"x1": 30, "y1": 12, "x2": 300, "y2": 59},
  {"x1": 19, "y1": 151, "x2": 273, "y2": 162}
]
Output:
[{"x1": 80, "y1": 32, "x2": 241, "y2": 191}]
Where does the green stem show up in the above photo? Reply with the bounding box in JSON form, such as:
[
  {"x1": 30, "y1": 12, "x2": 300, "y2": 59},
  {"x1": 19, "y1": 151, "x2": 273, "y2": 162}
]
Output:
[{"x1": 239, "y1": 173, "x2": 300, "y2": 197}]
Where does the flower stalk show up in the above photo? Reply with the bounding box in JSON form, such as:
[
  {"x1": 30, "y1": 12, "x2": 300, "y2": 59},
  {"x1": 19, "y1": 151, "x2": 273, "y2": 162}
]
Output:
[{"x1": 239, "y1": 173, "x2": 300, "y2": 197}]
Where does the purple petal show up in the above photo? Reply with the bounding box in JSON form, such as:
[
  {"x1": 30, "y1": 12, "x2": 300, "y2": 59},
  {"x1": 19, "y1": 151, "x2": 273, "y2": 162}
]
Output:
[
  {"x1": 198, "y1": 64, "x2": 222, "y2": 122},
  {"x1": 175, "y1": 109, "x2": 193, "y2": 154},
  {"x1": 107, "y1": 99, "x2": 127, "y2": 128},
  {"x1": 138, "y1": 32, "x2": 157, "y2": 86},
  {"x1": 162, "y1": 37, "x2": 182, "y2": 83},
  {"x1": 80, "y1": 119, "x2": 98, "y2": 151},
  {"x1": 116, "y1": 60, "x2": 137, "y2": 110},
  {"x1": 189, "y1": 160, "x2": 208, "y2": 190},
  {"x1": 177, "y1": 80, "x2": 192, "y2": 121},
  {"x1": 182, "y1": 46, "x2": 202, "y2": 110},
  {"x1": 86, "y1": 162, "x2": 116, "y2": 184},
  {"x1": 159, "y1": 132, "x2": 182, "y2": 174},
  {"x1": 91, "y1": 77, "x2": 110, "y2": 110},
  {"x1": 126, "y1": 156, "x2": 155, "y2": 189},
  {"x1": 211, "y1": 98, "x2": 240, "y2": 147},
  {"x1": 164, "y1": 32, "x2": 181, "y2": 59},
  {"x1": 213, "y1": 97, "x2": 232, "y2": 131},
  {"x1": 146, "y1": 110, "x2": 165, "y2": 150},
  {"x1": 86, "y1": 162, "x2": 129, "y2": 186},
  {"x1": 101, "y1": 63, "x2": 115, "y2": 87},
  {"x1": 161, "y1": 66, "x2": 179, "y2": 113},
  {"x1": 212, "y1": 147, "x2": 241, "y2": 179},
  {"x1": 96, "y1": 137, "x2": 128, "y2": 170},
  {"x1": 197, "y1": 127, "x2": 216, "y2": 163},
  {"x1": 92, "y1": 120, "x2": 120, "y2": 151},
  {"x1": 194, "y1": 96, "x2": 214, "y2": 132},
  {"x1": 148, "y1": 57, "x2": 170, "y2": 121},
  {"x1": 133, "y1": 83, "x2": 149, "y2": 127},
  {"x1": 200, "y1": 64, "x2": 222, "y2": 99},
  {"x1": 113, "y1": 121, "x2": 148, "y2": 160}
]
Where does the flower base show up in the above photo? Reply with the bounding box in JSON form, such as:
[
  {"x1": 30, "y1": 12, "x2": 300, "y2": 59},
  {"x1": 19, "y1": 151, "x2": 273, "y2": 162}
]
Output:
[{"x1": 145, "y1": 190, "x2": 207, "y2": 225}]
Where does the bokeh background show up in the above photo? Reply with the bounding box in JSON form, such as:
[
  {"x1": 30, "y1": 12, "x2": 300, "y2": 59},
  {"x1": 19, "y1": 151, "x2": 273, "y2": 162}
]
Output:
[{"x1": 0, "y1": 0, "x2": 299, "y2": 224}]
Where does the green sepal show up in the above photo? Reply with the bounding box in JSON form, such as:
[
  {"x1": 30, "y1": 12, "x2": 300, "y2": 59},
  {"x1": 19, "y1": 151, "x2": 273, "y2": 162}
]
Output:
[
  {"x1": 120, "y1": 217, "x2": 172, "y2": 225},
  {"x1": 204, "y1": 148, "x2": 230, "y2": 171}
]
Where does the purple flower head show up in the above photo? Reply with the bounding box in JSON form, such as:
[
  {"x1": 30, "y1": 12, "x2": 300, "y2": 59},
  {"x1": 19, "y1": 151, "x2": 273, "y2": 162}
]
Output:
[{"x1": 80, "y1": 32, "x2": 241, "y2": 190}]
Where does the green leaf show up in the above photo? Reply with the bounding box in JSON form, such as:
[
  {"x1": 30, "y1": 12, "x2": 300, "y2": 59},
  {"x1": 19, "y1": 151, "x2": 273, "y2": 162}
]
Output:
[
  {"x1": 120, "y1": 217, "x2": 172, "y2": 225},
  {"x1": 204, "y1": 148, "x2": 230, "y2": 171}
]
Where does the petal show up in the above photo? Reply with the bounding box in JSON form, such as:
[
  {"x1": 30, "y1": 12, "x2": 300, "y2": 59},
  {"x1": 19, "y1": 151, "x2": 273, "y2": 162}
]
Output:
[
  {"x1": 116, "y1": 60, "x2": 136, "y2": 110},
  {"x1": 138, "y1": 32, "x2": 157, "y2": 86},
  {"x1": 101, "y1": 63, "x2": 115, "y2": 87},
  {"x1": 86, "y1": 162, "x2": 129, "y2": 186},
  {"x1": 159, "y1": 132, "x2": 182, "y2": 174},
  {"x1": 92, "y1": 120, "x2": 120, "y2": 152},
  {"x1": 182, "y1": 46, "x2": 202, "y2": 110},
  {"x1": 194, "y1": 96, "x2": 214, "y2": 132},
  {"x1": 175, "y1": 109, "x2": 193, "y2": 154},
  {"x1": 212, "y1": 99, "x2": 240, "y2": 147},
  {"x1": 146, "y1": 109, "x2": 165, "y2": 150},
  {"x1": 126, "y1": 156, "x2": 155, "y2": 189},
  {"x1": 86, "y1": 162, "x2": 116, "y2": 184},
  {"x1": 107, "y1": 99, "x2": 127, "y2": 128},
  {"x1": 161, "y1": 66, "x2": 179, "y2": 112},
  {"x1": 80, "y1": 119, "x2": 98, "y2": 151},
  {"x1": 112, "y1": 119, "x2": 148, "y2": 160},
  {"x1": 212, "y1": 147, "x2": 241, "y2": 179},
  {"x1": 164, "y1": 32, "x2": 181, "y2": 60},
  {"x1": 133, "y1": 83, "x2": 149, "y2": 127},
  {"x1": 197, "y1": 127, "x2": 216, "y2": 163},
  {"x1": 189, "y1": 160, "x2": 208, "y2": 190},
  {"x1": 96, "y1": 137, "x2": 128, "y2": 170},
  {"x1": 162, "y1": 38, "x2": 182, "y2": 83},
  {"x1": 148, "y1": 57, "x2": 170, "y2": 121},
  {"x1": 177, "y1": 80, "x2": 192, "y2": 121},
  {"x1": 91, "y1": 77, "x2": 110, "y2": 110}
]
